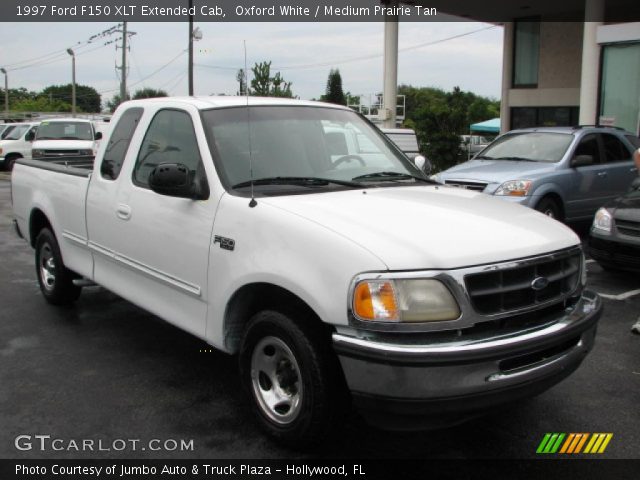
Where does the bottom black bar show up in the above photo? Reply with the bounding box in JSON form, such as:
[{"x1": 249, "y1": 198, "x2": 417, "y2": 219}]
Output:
[{"x1": 2, "y1": 459, "x2": 638, "y2": 480}]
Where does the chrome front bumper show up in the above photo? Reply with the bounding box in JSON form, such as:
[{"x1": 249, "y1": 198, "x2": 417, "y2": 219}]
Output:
[{"x1": 333, "y1": 291, "x2": 601, "y2": 429}]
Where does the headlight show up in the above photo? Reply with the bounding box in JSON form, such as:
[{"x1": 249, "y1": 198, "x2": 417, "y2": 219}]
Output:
[
  {"x1": 592, "y1": 207, "x2": 612, "y2": 234},
  {"x1": 495, "y1": 179, "x2": 532, "y2": 196},
  {"x1": 79, "y1": 149, "x2": 94, "y2": 156},
  {"x1": 352, "y1": 278, "x2": 461, "y2": 323},
  {"x1": 32, "y1": 149, "x2": 45, "y2": 158}
]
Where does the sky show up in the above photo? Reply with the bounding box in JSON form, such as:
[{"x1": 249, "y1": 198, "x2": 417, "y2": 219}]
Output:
[{"x1": 0, "y1": 21, "x2": 503, "y2": 107}]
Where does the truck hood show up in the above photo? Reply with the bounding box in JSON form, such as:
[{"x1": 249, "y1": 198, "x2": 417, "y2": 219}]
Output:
[
  {"x1": 33, "y1": 139, "x2": 95, "y2": 149},
  {"x1": 262, "y1": 185, "x2": 579, "y2": 270},
  {"x1": 437, "y1": 159, "x2": 556, "y2": 184}
]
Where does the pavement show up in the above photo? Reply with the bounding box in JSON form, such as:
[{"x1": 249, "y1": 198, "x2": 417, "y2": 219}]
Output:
[{"x1": 0, "y1": 176, "x2": 638, "y2": 460}]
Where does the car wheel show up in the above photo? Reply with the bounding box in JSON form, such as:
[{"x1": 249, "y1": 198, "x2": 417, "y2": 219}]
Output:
[
  {"x1": 35, "y1": 228, "x2": 81, "y2": 305},
  {"x1": 239, "y1": 310, "x2": 348, "y2": 448},
  {"x1": 535, "y1": 197, "x2": 562, "y2": 221},
  {"x1": 5, "y1": 154, "x2": 20, "y2": 172}
]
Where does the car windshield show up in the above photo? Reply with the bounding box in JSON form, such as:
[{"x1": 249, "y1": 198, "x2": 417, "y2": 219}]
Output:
[
  {"x1": 35, "y1": 121, "x2": 94, "y2": 141},
  {"x1": 477, "y1": 132, "x2": 574, "y2": 162},
  {"x1": 201, "y1": 106, "x2": 426, "y2": 194},
  {"x1": 4, "y1": 125, "x2": 30, "y2": 140}
]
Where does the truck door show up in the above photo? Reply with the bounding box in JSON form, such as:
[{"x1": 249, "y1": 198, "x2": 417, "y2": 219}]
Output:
[{"x1": 86, "y1": 106, "x2": 216, "y2": 338}]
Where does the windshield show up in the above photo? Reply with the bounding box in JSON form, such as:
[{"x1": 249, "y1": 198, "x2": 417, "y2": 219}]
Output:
[
  {"x1": 35, "y1": 121, "x2": 94, "y2": 141},
  {"x1": 201, "y1": 106, "x2": 424, "y2": 194},
  {"x1": 4, "y1": 125, "x2": 30, "y2": 140},
  {"x1": 477, "y1": 132, "x2": 574, "y2": 162}
]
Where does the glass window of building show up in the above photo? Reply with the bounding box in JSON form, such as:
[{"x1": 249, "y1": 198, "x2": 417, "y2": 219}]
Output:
[{"x1": 513, "y1": 20, "x2": 540, "y2": 87}]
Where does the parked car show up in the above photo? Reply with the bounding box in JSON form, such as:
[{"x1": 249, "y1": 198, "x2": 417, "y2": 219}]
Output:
[
  {"x1": 0, "y1": 122, "x2": 39, "y2": 171},
  {"x1": 31, "y1": 118, "x2": 103, "y2": 161},
  {"x1": 589, "y1": 177, "x2": 640, "y2": 272},
  {"x1": 433, "y1": 126, "x2": 640, "y2": 222},
  {"x1": 460, "y1": 134, "x2": 492, "y2": 157},
  {"x1": 12, "y1": 97, "x2": 602, "y2": 446}
]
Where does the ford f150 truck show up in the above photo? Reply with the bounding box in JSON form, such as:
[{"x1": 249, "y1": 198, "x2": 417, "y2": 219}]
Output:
[{"x1": 12, "y1": 97, "x2": 602, "y2": 446}]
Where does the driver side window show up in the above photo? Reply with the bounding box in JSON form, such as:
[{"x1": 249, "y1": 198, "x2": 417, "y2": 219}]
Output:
[{"x1": 133, "y1": 109, "x2": 203, "y2": 188}]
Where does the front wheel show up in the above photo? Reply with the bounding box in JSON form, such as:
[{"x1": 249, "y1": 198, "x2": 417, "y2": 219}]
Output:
[
  {"x1": 239, "y1": 310, "x2": 348, "y2": 448},
  {"x1": 535, "y1": 197, "x2": 563, "y2": 221},
  {"x1": 35, "y1": 228, "x2": 81, "y2": 305}
]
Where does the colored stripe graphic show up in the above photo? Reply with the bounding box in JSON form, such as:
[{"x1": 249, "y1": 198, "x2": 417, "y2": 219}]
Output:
[{"x1": 538, "y1": 433, "x2": 612, "y2": 454}]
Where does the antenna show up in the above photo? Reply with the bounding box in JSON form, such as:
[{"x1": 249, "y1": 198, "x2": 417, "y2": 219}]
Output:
[{"x1": 245, "y1": 40, "x2": 257, "y2": 208}]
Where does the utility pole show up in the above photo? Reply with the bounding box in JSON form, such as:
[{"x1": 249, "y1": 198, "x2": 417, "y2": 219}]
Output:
[
  {"x1": 121, "y1": 21, "x2": 128, "y2": 103},
  {"x1": 0, "y1": 68, "x2": 7, "y2": 117},
  {"x1": 188, "y1": 0, "x2": 194, "y2": 95},
  {"x1": 115, "y1": 22, "x2": 135, "y2": 104},
  {"x1": 66, "y1": 49, "x2": 76, "y2": 116}
]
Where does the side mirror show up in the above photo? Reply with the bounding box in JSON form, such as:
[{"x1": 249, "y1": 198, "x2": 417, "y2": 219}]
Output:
[
  {"x1": 95, "y1": 131, "x2": 103, "y2": 140},
  {"x1": 571, "y1": 154, "x2": 594, "y2": 167},
  {"x1": 25, "y1": 130, "x2": 35, "y2": 142},
  {"x1": 414, "y1": 155, "x2": 432, "y2": 176},
  {"x1": 149, "y1": 163, "x2": 205, "y2": 199}
]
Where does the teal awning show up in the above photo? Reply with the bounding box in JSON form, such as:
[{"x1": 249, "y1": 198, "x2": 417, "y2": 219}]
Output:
[{"x1": 470, "y1": 118, "x2": 500, "y2": 133}]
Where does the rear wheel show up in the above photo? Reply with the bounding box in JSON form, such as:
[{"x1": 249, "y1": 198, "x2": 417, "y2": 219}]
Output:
[
  {"x1": 239, "y1": 310, "x2": 348, "y2": 448},
  {"x1": 35, "y1": 228, "x2": 81, "y2": 305},
  {"x1": 535, "y1": 197, "x2": 562, "y2": 221}
]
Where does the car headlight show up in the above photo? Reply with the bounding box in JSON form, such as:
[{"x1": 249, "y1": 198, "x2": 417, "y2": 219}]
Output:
[
  {"x1": 495, "y1": 180, "x2": 532, "y2": 196},
  {"x1": 79, "y1": 149, "x2": 94, "y2": 156},
  {"x1": 352, "y1": 278, "x2": 461, "y2": 323},
  {"x1": 32, "y1": 149, "x2": 45, "y2": 158},
  {"x1": 592, "y1": 207, "x2": 612, "y2": 234}
]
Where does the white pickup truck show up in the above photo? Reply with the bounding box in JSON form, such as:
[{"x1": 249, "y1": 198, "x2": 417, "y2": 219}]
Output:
[{"x1": 12, "y1": 97, "x2": 602, "y2": 446}]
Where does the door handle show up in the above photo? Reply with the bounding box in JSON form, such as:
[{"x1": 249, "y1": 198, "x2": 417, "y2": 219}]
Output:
[
  {"x1": 597, "y1": 172, "x2": 608, "y2": 177},
  {"x1": 631, "y1": 167, "x2": 638, "y2": 173},
  {"x1": 116, "y1": 203, "x2": 132, "y2": 220}
]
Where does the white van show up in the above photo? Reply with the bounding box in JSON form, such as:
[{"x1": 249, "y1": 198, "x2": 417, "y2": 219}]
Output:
[
  {"x1": 0, "y1": 122, "x2": 39, "y2": 171},
  {"x1": 31, "y1": 118, "x2": 103, "y2": 161}
]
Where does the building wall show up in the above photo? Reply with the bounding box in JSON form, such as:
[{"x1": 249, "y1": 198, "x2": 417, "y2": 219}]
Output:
[{"x1": 507, "y1": 22, "x2": 583, "y2": 109}]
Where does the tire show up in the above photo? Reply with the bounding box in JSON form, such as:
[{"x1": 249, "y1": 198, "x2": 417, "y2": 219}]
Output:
[
  {"x1": 35, "y1": 228, "x2": 81, "y2": 305},
  {"x1": 4, "y1": 154, "x2": 20, "y2": 172},
  {"x1": 535, "y1": 197, "x2": 563, "y2": 221},
  {"x1": 239, "y1": 310, "x2": 348, "y2": 448}
]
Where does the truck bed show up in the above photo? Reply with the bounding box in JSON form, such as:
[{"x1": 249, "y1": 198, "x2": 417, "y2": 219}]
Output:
[{"x1": 18, "y1": 157, "x2": 94, "y2": 177}]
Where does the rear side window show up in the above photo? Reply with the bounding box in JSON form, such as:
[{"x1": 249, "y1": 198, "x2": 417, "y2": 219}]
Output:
[
  {"x1": 100, "y1": 108, "x2": 144, "y2": 180},
  {"x1": 625, "y1": 134, "x2": 640, "y2": 149},
  {"x1": 133, "y1": 109, "x2": 203, "y2": 188},
  {"x1": 601, "y1": 133, "x2": 631, "y2": 163}
]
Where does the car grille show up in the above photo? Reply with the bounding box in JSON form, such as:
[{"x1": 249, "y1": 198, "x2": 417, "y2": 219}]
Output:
[
  {"x1": 444, "y1": 180, "x2": 488, "y2": 192},
  {"x1": 464, "y1": 251, "x2": 582, "y2": 316},
  {"x1": 616, "y1": 219, "x2": 640, "y2": 237},
  {"x1": 43, "y1": 150, "x2": 83, "y2": 156}
]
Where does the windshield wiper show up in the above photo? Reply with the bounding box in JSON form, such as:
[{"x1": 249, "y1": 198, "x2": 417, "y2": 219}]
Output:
[
  {"x1": 494, "y1": 156, "x2": 536, "y2": 162},
  {"x1": 352, "y1": 171, "x2": 433, "y2": 183},
  {"x1": 474, "y1": 155, "x2": 494, "y2": 160},
  {"x1": 231, "y1": 176, "x2": 362, "y2": 189}
]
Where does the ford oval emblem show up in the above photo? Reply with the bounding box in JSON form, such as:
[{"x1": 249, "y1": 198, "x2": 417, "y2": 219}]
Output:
[{"x1": 531, "y1": 276, "x2": 549, "y2": 291}]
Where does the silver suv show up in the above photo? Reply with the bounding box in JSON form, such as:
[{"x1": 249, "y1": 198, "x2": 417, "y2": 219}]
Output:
[{"x1": 433, "y1": 126, "x2": 640, "y2": 222}]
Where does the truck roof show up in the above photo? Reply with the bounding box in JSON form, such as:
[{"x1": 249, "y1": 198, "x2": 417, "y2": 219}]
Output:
[{"x1": 122, "y1": 96, "x2": 352, "y2": 111}]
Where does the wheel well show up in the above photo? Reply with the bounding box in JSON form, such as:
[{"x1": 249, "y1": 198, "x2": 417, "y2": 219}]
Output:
[
  {"x1": 224, "y1": 283, "x2": 325, "y2": 353},
  {"x1": 537, "y1": 193, "x2": 565, "y2": 220},
  {"x1": 29, "y1": 209, "x2": 53, "y2": 248}
]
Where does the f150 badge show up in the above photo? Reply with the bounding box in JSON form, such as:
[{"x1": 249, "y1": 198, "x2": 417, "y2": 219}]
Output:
[{"x1": 214, "y1": 235, "x2": 235, "y2": 251}]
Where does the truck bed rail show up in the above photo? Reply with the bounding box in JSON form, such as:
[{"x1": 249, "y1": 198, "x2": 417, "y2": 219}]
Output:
[{"x1": 16, "y1": 158, "x2": 93, "y2": 178}]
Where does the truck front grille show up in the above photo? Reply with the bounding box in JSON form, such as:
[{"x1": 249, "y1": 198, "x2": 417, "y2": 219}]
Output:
[
  {"x1": 616, "y1": 219, "x2": 640, "y2": 237},
  {"x1": 464, "y1": 251, "x2": 581, "y2": 316},
  {"x1": 43, "y1": 150, "x2": 82, "y2": 156},
  {"x1": 444, "y1": 180, "x2": 488, "y2": 192}
]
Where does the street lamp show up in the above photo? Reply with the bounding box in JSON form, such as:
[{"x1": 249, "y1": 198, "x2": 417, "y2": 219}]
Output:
[
  {"x1": 0, "y1": 68, "x2": 7, "y2": 118},
  {"x1": 66, "y1": 48, "x2": 76, "y2": 116}
]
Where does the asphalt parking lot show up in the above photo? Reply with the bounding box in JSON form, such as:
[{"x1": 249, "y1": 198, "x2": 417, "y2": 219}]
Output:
[{"x1": 0, "y1": 174, "x2": 638, "y2": 460}]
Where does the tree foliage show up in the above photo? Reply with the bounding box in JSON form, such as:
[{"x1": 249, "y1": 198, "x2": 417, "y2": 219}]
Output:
[
  {"x1": 236, "y1": 69, "x2": 247, "y2": 96},
  {"x1": 11, "y1": 97, "x2": 72, "y2": 112},
  {"x1": 41, "y1": 84, "x2": 101, "y2": 113},
  {"x1": 399, "y1": 84, "x2": 500, "y2": 172},
  {"x1": 249, "y1": 61, "x2": 293, "y2": 98},
  {"x1": 320, "y1": 69, "x2": 346, "y2": 105},
  {"x1": 132, "y1": 88, "x2": 168, "y2": 99}
]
